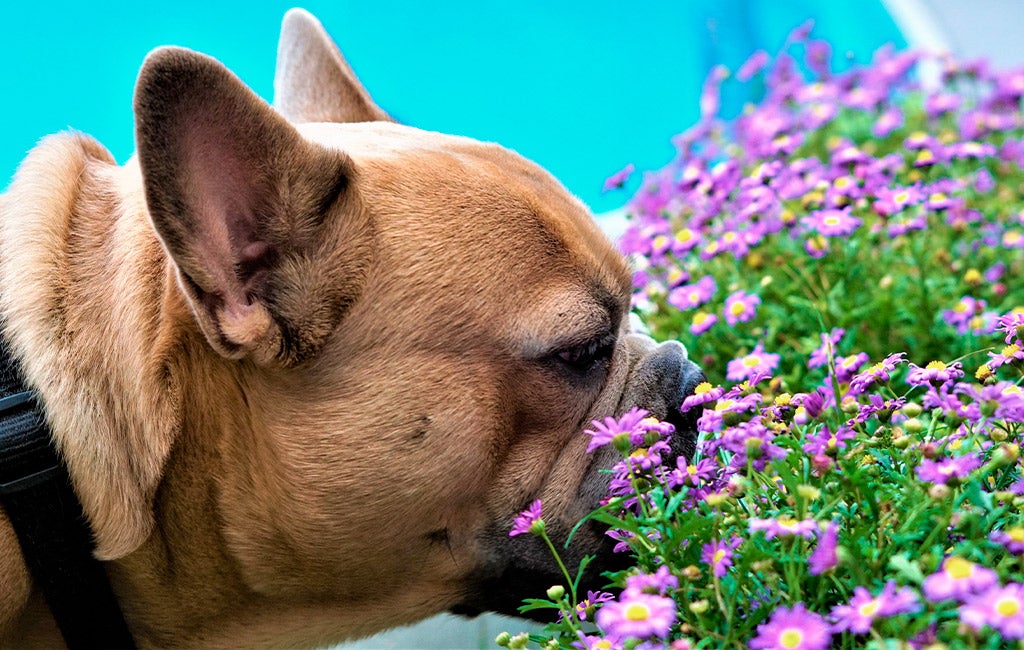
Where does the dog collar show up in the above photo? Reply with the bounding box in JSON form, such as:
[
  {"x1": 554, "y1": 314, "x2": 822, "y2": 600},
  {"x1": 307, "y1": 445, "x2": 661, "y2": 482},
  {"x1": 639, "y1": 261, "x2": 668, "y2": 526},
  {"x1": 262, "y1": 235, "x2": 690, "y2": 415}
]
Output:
[{"x1": 0, "y1": 332, "x2": 136, "y2": 649}]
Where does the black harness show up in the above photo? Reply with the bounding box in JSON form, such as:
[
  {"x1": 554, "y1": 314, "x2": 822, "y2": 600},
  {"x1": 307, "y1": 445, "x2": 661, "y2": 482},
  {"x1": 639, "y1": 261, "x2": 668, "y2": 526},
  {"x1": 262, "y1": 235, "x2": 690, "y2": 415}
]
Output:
[{"x1": 0, "y1": 333, "x2": 136, "y2": 649}]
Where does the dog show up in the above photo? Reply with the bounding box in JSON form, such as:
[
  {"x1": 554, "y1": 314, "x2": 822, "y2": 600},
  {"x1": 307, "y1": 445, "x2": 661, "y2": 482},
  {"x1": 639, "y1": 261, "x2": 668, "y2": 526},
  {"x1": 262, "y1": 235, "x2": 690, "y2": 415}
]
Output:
[{"x1": 0, "y1": 9, "x2": 703, "y2": 648}]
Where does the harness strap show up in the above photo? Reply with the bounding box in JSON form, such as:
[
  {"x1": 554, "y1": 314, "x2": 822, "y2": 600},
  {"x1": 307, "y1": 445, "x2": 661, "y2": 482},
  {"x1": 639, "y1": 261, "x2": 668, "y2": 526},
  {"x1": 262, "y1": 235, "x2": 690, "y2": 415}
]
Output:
[{"x1": 0, "y1": 334, "x2": 136, "y2": 649}]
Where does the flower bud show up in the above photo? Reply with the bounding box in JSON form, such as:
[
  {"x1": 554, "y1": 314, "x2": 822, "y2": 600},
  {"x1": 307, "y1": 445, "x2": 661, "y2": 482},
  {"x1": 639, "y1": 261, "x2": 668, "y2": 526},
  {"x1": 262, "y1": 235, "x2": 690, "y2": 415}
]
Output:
[
  {"x1": 991, "y1": 428, "x2": 1009, "y2": 443},
  {"x1": 689, "y1": 599, "x2": 710, "y2": 615},
  {"x1": 903, "y1": 417, "x2": 924, "y2": 435},
  {"x1": 929, "y1": 484, "x2": 952, "y2": 501},
  {"x1": 797, "y1": 484, "x2": 821, "y2": 501},
  {"x1": 902, "y1": 402, "x2": 923, "y2": 418},
  {"x1": 811, "y1": 453, "x2": 833, "y2": 474},
  {"x1": 705, "y1": 491, "x2": 731, "y2": 507},
  {"x1": 495, "y1": 632, "x2": 512, "y2": 647},
  {"x1": 612, "y1": 433, "x2": 632, "y2": 454},
  {"x1": 727, "y1": 475, "x2": 748, "y2": 497},
  {"x1": 681, "y1": 565, "x2": 702, "y2": 581},
  {"x1": 992, "y1": 444, "x2": 1020, "y2": 467},
  {"x1": 508, "y1": 633, "x2": 530, "y2": 650},
  {"x1": 841, "y1": 396, "x2": 860, "y2": 414},
  {"x1": 545, "y1": 585, "x2": 565, "y2": 601}
]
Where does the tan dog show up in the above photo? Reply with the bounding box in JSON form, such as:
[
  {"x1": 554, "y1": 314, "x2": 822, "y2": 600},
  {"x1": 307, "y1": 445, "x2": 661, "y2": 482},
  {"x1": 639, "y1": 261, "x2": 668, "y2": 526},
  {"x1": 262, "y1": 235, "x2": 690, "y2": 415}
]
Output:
[{"x1": 0, "y1": 9, "x2": 702, "y2": 648}]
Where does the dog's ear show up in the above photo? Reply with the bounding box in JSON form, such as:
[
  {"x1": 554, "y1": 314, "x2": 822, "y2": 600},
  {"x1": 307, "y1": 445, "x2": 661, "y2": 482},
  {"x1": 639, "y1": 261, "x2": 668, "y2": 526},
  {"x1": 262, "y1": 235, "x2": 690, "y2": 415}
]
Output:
[
  {"x1": 135, "y1": 47, "x2": 367, "y2": 365},
  {"x1": 274, "y1": 8, "x2": 392, "y2": 124}
]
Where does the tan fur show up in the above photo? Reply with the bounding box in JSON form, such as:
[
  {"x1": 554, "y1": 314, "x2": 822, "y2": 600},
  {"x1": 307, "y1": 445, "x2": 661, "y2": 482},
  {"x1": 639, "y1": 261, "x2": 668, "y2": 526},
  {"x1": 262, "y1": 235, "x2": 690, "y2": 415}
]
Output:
[{"x1": 0, "y1": 10, "x2": 699, "y2": 648}]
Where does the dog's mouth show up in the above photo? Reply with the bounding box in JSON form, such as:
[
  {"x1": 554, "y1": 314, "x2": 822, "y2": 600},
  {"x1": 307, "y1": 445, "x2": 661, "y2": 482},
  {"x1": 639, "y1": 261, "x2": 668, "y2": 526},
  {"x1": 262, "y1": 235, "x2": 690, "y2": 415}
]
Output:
[{"x1": 452, "y1": 359, "x2": 708, "y2": 622}]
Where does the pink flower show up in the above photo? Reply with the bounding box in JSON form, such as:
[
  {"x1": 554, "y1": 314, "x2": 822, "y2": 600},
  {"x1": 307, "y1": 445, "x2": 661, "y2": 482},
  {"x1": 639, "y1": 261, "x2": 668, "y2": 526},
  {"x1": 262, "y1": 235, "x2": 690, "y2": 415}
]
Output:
[
  {"x1": 801, "y1": 207, "x2": 861, "y2": 237},
  {"x1": 915, "y1": 454, "x2": 982, "y2": 486},
  {"x1": 922, "y1": 556, "x2": 998, "y2": 602},
  {"x1": 830, "y1": 582, "x2": 920, "y2": 633},
  {"x1": 667, "y1": 275, "x2": 718, "y2": 311},
  {"x1": 509, "y1": 500, "x2": 543, "y2": 537},
  {"x1": 726, "y1": 344, "x2": 780, "y2": 382},
  {"x1": 702, "y1": 537, "x2": 742, "y2": 578},
  {"x1": 749, "y1": 603, "x2": 831, "y2": 650},
  {"x1": 749, "y1": 516, "x2": 818, "y2": 540},
  {"x1": 724, "y1": 290, "x2": 761, "y2": 327},
  {"x1": 596, "y1": 592, "x2": 676, "y2": 640},
  {"x1": 689, "y1": 311, "x2": 718, "y2": 335},
  {"x1": 808, "y1": 521, "x2": 839, "y2": 575},
  {"x1": 584, "y1": 407, "x2": 649, "y2": 453},
  {"x1": 961, "y1": 583, "x2": 1024, "y2": 639},
  {"x1": 603, "y1": 163, "x2": 636, "y2": 192}
]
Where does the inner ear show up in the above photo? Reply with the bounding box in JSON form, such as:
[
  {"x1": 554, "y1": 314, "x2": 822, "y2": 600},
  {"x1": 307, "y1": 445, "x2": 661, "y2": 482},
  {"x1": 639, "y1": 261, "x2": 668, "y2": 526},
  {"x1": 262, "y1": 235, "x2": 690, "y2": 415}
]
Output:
[
  {"x1": 274, "y1": 8, "x2": 392, "y2": 124},
  {"x1": 135, "y1": 46, "x2": 358, "y2": 364}
]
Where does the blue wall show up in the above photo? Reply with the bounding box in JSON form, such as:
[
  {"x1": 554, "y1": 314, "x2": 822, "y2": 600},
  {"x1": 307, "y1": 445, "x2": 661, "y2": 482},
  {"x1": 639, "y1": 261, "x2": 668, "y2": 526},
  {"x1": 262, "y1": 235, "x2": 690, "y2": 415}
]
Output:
[{"x1": 1, "y1": 1, "x2": 904, "y2": 212}]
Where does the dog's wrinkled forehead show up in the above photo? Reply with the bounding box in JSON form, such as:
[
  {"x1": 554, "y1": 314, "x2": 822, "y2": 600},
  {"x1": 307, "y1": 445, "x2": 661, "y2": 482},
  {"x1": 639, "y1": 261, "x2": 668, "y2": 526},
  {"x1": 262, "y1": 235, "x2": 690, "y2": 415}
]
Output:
[{"x1": 297, "y1": 119, "x2": 631, "y2": 309}]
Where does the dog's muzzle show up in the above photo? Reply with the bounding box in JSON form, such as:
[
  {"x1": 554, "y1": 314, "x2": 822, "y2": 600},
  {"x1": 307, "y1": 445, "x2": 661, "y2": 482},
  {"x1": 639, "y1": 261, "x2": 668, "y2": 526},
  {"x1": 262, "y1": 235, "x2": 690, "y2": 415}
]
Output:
[{"x1": 617, "y1": 335, "x2": 706, "y2": 462}]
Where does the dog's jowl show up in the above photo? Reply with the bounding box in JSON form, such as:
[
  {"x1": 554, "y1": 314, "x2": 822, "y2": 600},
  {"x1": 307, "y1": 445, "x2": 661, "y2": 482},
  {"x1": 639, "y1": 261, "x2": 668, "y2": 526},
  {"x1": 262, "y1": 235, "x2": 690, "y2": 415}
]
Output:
[{"x1": 0, "y1": 9, "x2": 703, "y2": 648}]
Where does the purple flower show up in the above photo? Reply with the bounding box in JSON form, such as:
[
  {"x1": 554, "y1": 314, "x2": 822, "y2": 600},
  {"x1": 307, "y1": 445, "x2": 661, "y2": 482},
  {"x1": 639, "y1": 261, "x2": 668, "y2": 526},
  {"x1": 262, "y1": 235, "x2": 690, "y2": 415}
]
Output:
[
  {"x1": 834, "y1": 352, "x2": 869, "y2": 384},
  {"x1": 872, "y1": 107, "x2": 904, "y2": 138},
  {"x1": 922, "y1": 556, "x2": 998, "y2": 602},
  {"x1": 702, "y1": 537, "x2": 742, "y2": 578},
  {"x1": 727, "y1": 344, "x2": 780, "y2": 382},
  {"x1": 625, "y1": 566, "x2": 678, "y2": 597},
  {"x1": 808, "y1": 328, "x2": 845, "y2": 369},
  {"x1": 737, "y1": 49, "x2": 771, "y2": 82},
  {"x1": 603, "y1": 163, "x2": 635, "y2": 192},
  {"x1": 830, "y1": 582, "x2": 921, "y2": 633},
  {"x1": 749, "y1": 516, "x2": 818, "y2": 540},
  {"x1": 584, "y1": 407, "x2": 649, "y2": 453},
  {"x1": 724, "y1": 290, "x2": 761, "y2": 327},
  {"x1": 596, "y1": 592, "x2": 676, "y2": 640},
  {"x1": 802, "y1": 424, "x2": 855, "y2": 457},
  {"x1": 990, "y1": 526, "x2": 1024, "y2": 554},
  {"x1": 667, "y1": 275, "x2": 717, "y2": 311},
  {"x1": 570, "y1": 590, "x2": 614, "y2": 622},
  {"x1": 801, "y1": 207, "x2": 861, "y2": 237},
  {"x1": 961, "y1": 583, "x2": 1024, "y2": 639},
  {"x1": 681, "y1": 382, "x2": 724, "y2": 413},
  {"x1": 906, "y1": 360, "x2": 964, "y2": 387},
  {"x1": 808, "y1": 521, "x2": 839, "y2": 575},
  {"x1": 689, "y1": 310, "x2": 718, "y2": 335},
  {"x1": 509, "y1": 499, "x2": 543, "y2": 537},
  {"x1": 749, "y1": 603, "x2": 831, "y2": 650},
  {"x1": 998, "y1": 311, "x2": 1024, "y2": 344},
  {"x1": 915, "y1": 454, "x2": 982, "y2": 485},
  {"x1": 849, "y1": 353, "x2": 906, "y2": 394},
  {"x1": 956, "y1": 381, "x2": 1024, "y2": 420},
  {"x1": 671, "y1": 456, "x2": 719, "y2": 488}
]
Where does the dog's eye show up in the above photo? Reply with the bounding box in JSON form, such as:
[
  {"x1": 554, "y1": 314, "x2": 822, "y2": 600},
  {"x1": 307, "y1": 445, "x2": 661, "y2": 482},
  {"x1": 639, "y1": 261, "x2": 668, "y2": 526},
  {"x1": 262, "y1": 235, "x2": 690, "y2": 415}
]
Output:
[{"x1": 553, "y1": 336, "x2": 615, "y2": 373}]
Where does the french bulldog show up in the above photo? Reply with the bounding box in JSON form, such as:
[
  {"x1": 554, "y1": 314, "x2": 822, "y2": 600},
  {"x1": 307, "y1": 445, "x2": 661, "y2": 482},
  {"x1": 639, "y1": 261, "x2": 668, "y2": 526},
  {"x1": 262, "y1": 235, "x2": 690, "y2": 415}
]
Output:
[{"x1": 0, "y1": 8, "x2": 703, "y2": 648}]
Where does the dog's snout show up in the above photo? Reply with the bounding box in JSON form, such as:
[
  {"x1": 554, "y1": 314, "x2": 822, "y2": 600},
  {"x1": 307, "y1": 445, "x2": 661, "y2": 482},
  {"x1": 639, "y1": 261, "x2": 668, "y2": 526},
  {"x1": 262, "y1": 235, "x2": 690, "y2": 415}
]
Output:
[{"x1": 619, "y1": 338, "x2": 706, "y2": 461}]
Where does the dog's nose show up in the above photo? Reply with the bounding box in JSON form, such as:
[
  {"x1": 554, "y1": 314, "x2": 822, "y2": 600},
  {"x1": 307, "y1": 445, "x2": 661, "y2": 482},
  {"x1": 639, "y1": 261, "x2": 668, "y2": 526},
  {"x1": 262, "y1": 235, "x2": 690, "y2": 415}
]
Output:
[{"x1": 621, "y1": 338, "x2": 705, "y2": 462}]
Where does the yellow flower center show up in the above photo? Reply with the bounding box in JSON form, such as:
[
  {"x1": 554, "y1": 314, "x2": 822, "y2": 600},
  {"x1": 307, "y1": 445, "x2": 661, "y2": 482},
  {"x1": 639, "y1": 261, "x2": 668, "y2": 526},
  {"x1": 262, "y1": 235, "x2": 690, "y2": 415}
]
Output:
[
  {"x1": 834, "y1": 176, "x2": 851, "y2": 189},
  {"x1": 779, "y1": 629, "x2": 804, "y2": 649},
  {"x1": 1005, "y1": 231, "x2": 1023, "y2": 245},
  {"x1": 894, "y1": 191, "x2": 909, "y2": 204},
  {"x1": 675, "y1": 228, "x2": 696, "y2": 243},
  {"x1": 997, "y1": 597, "x2": 1021, "y2": 618},
  {"x1": 823, "y1": 215, "x2": 842, "y2": 227},
  {"x1": 925, "y1": 360, "x2": 947, "y2": 371},
  {"x1": 624, "y1": 602, "x2": 651, "y2": 622},
  {"x1": 694, "y1": 382, "x2": 713, "y2": 394},
  {"x1": 729, "y1": 301, "x2": 747, "y2": 316},
  {"x1": 723, "y1": 232, "x2": 738, "y2": 244},
  {"x1": 945, "y1": 556, "x2": 974, "y2": 580},
  {"x1": 857, "y1": 598, "x2": 882, "y2": 618},
  {"x1": 1009, "y1": 527, "x2": 1024, "y2": 542},
  {"x1": 1003, "y1": 344, "x2": 1022, "y2": 357},
  {"x1": 693, "y1": 312, "x2": 711, "y2": 326},
  {"x1": 629, "y1": 449, "x2": 648, "y2": 460},
  {"x1": 688, "y1": 291, "x2": 701, "y2": 303},
  {"x1": 652, "y1": 235, "x2": 669, "y2": 249},
  {"x1": 713, "y1": 549, "x2": 727, "y2": 564},
  {"x1": 930, "y1": 192, "x2": 947, "y2": 203},
  {"x1": 743, "y1": 356, "x2": 761, "y2": 368}
]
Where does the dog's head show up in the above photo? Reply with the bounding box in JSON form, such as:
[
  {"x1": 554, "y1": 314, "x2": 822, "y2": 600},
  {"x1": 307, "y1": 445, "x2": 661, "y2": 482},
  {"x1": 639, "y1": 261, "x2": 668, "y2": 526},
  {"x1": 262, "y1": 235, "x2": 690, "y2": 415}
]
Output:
[{"x1": 131, "y1": 8, "x2": 703, "y2": 629}]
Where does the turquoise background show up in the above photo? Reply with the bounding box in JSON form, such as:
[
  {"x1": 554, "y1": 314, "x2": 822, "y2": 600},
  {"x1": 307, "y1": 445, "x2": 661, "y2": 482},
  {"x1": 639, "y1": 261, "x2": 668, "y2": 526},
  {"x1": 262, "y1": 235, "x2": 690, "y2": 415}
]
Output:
[{"x1": 1, "y1": 1, "x2": 904, "y2": 212}]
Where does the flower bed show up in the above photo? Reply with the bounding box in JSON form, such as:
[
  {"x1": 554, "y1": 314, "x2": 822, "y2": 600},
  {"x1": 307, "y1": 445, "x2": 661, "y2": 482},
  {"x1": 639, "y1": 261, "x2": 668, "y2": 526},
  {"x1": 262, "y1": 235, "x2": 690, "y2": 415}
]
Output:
[{"x1": 502, "y1": 21, "x2": 1024, "y2": 650}]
